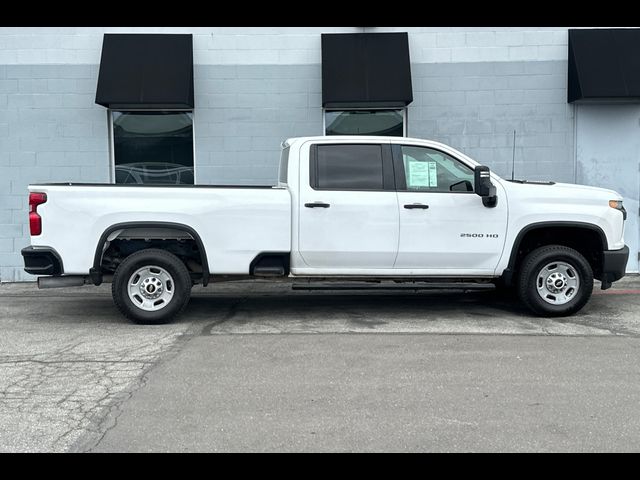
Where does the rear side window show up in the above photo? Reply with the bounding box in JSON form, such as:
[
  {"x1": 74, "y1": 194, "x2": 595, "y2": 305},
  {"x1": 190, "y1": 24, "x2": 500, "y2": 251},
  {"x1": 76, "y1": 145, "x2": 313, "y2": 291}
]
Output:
[
  {"x1": 313, "y1": 144, "x2": 384, "y2": 190},
  {"x1": 278, "y1": 146, "x2": 290, "y2": 184}
]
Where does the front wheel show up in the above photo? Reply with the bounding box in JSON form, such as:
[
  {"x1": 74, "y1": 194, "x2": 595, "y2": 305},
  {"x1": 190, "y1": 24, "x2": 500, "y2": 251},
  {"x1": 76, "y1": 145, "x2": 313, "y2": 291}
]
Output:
[
  {"x1": 517, "y1": 245, "x2": 593, "y2": 317},
  {"x1": 112, "y1": 248, "x2": 192, "y2": 324}
]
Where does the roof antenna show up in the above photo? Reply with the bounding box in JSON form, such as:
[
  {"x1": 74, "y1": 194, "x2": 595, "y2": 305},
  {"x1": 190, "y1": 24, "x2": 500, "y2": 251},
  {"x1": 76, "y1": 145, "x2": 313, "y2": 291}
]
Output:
[{"x1": 511, "y1": 130, "x2": 516, "y2": 181}]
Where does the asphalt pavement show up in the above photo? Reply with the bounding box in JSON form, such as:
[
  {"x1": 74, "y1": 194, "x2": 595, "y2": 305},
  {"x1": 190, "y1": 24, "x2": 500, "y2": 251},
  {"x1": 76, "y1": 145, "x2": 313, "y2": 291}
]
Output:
[{"x1": 1, "y1": 277, "x2": 640, "y2": 452}]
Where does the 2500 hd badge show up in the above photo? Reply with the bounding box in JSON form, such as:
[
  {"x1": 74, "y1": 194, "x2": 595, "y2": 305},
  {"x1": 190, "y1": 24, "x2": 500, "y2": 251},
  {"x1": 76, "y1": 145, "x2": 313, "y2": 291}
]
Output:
[{"x1": 460, "y1": 233, "x2": 500, "y2": 238}]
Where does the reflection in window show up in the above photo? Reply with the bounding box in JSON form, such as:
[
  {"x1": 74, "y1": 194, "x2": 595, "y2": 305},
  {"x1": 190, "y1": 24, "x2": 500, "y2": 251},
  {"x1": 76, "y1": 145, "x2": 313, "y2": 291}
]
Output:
[
  {"x1": 112, "y1": 111, "x2": 194, "y2": 184},
  {"x1": 315, "y1": 144, "x2": 384, "y2": 190},
  {"x1": 278, "y1": 146, "x2": 290, "y2": 185},
  {"x1": 325, "y1": 110, "x2": 404, "y2": 136}
]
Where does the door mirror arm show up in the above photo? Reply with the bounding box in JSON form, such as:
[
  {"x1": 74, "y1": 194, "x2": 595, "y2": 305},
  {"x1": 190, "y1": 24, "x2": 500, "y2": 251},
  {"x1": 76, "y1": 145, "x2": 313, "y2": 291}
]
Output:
[{"x1": 482, "y1": 187, "x2": 498, "y2": 208}]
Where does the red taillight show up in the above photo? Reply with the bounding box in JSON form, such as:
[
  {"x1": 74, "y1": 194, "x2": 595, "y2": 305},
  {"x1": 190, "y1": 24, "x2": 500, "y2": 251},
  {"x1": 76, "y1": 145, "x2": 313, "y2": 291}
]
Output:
[{"x1": 29, "y1": 192, "x2": 47, "y2": 236}]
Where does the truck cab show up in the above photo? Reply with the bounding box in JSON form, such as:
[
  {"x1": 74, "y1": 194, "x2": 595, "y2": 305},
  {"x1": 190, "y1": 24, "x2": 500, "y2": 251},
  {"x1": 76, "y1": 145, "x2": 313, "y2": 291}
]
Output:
[{"x1": 287, "y1": 136, "x2": 507, "y2": 276}]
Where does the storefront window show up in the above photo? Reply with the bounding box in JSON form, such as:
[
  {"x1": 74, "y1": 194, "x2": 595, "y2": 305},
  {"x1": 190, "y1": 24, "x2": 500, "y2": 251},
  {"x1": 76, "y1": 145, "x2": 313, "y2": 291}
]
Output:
[
  {"x1": 112, "y1": 111, "x2": 194, "y2": 184},
  {"x1": 324, "y1": 109, "x2": 405, "y2": 137}
]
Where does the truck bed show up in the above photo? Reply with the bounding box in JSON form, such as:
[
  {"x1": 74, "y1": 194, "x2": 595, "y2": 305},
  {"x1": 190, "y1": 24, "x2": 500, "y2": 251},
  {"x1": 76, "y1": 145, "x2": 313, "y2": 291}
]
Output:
[{"x1": 28, "y1": 183, "x2": 292, "y2": 275}]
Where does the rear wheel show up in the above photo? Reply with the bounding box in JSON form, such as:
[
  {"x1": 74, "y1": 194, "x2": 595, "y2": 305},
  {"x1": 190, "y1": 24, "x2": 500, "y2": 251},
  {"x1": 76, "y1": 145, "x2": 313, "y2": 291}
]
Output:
[
  {"x1": 517, "y1": 245, "x2": 593, "y2": 317},
  {"x1": 112, "y1": 248, "x2": 192, "y2": 324}
]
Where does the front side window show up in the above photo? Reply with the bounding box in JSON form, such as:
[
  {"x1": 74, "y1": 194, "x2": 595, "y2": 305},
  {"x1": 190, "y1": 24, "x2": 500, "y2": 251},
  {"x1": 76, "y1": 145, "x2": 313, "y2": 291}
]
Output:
[
  {"x1": 325, "y1": 110, "x2": 404, "y2": 136},
  {"x1": 313, "y1": 144, "x2": 384, "y2": 190},
  {"x1": 112, "y1": 111, "x2": 194, "y2": 185},
  {"x1": 401, "y1": 146, "x2": 474, "y2": 193}
]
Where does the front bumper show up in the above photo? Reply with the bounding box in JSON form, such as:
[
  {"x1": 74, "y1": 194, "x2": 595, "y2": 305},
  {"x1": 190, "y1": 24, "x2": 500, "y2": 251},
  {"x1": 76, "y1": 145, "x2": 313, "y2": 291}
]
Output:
[
  {"x1": 21, "y1": 246, "x2": 64, "y2": 276},
  {"x1": 600, "y1": 245, "x2": 629, "y2": 289}
]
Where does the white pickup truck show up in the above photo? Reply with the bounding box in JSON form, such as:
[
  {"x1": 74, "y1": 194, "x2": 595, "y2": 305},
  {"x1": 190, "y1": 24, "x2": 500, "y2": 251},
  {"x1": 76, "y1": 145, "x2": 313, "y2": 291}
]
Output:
[{"x1": 22, "y1": 136, "x2": 629, "y2": 324}]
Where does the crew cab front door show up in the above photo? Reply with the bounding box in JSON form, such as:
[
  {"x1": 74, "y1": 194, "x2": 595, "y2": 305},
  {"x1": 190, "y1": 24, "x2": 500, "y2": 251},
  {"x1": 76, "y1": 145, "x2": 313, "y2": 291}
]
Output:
[
  {"x1": 393, "y1": 144, "x2": 507, "y2": 274},
  {"x1": 297, "y1": 141, "x2": 399, "y2": 270}
]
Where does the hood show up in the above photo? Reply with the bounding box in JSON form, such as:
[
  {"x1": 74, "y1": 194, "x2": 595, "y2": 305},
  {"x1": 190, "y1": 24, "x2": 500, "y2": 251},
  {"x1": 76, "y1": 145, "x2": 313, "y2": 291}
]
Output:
[
  {"x1": 550, "y1": 182, "x2": 621, "y2": 199},
  {"x1": 503, "y1": 179, "x2": 622, "y2": 200}
]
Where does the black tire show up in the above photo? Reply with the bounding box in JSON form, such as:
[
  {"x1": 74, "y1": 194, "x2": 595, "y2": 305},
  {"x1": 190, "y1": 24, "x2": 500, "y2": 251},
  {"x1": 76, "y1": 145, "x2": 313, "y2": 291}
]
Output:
[
  {"x1": 517, "y1": 245, "x2": 593, "y2": 317},
  {"x1": 112, "y1": 248, "x2": 192, "y2": 324}
]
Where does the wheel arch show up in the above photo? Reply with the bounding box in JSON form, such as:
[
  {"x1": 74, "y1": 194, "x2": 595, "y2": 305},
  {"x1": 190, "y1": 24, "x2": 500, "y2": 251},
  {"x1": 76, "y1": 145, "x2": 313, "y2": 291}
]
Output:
[
  {"x1": 503, "y1": 221, "x2": 607, "y2": 286},
  {"x1": 92, "y1": 221, "x2": 210, "y2": 287}
]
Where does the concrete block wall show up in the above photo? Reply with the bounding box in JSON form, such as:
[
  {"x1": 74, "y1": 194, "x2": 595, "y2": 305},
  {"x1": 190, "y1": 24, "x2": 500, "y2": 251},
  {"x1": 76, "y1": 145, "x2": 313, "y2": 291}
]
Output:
[
  {"x1": 409, "y1": 60, "x2": 574, "y2": 181},
  {"x1": 194, "y1": 64, "x2": 322, "y2": 184},
  {"x1": 0, "y1": 27, "x2": 590, "y2": 281}
]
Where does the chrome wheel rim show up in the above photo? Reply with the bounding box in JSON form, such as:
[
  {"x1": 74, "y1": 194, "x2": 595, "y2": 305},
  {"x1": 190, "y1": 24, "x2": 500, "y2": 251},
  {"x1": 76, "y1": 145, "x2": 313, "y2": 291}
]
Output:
[
  {"x1": 127, "y1": 266, "x2": 174, "y2": 312},
  {"x1": 536, "y1": 261, "x2": 580, "y2": 305}
]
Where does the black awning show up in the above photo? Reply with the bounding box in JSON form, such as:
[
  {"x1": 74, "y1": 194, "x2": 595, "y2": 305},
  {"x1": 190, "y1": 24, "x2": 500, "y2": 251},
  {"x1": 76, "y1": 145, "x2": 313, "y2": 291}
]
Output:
[
  {"x1": 568, "y1": 28, "x2": 640, "y2": 103},
  {"x1": 321, "y1": 32, "x2": 413, "y2": 109},
  {"x1": 95, "y1": 34, "x2": 194, "y2": 109}
]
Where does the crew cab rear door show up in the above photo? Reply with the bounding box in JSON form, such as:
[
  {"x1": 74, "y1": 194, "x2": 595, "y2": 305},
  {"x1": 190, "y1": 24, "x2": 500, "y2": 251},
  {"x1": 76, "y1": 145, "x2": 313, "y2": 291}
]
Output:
[
  {"x1": 393, "y1": 143, "x2": 508, "y2": 273},
  {"x1": 297, "y1": 140, "x2": 399, "y2": 269}
]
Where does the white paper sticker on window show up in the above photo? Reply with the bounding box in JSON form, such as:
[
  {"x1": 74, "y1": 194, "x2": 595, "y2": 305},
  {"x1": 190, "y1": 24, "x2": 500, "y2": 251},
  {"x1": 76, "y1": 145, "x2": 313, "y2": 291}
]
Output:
[{"x1": 408, "y1": 160, "x2": 437, "y2": 188}]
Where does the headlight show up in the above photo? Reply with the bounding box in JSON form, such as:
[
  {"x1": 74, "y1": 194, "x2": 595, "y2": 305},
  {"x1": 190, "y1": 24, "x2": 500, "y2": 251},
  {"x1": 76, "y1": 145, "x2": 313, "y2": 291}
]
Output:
[{"x1": 609, "y1": 200, "x2": 627, "y2": 220}]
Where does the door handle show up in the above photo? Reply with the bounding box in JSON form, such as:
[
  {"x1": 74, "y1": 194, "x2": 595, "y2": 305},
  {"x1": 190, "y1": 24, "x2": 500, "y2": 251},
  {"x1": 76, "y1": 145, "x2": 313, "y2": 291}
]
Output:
[
  {"x1": 305, "y1": 202, "x2": 331, "y2": 208},
  {"x1": 404, "y1": 203, "x2": 429, "y2": 210}
]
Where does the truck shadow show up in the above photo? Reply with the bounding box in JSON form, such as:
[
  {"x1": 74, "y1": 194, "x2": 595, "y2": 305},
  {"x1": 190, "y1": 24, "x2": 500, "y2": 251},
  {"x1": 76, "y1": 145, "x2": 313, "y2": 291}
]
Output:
[{"x1": 185, "y1": 289, "x2": 531, "y2": 332}]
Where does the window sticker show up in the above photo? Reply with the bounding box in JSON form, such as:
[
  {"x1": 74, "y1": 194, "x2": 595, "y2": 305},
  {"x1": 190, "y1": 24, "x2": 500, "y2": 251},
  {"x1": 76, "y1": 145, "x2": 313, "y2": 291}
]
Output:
[
  {"x1": 428, "y1": 161, "x2": 438, "y2": 187},
  {"x1": 408, "y1": 160, "x2": 438, "y2": 188}
]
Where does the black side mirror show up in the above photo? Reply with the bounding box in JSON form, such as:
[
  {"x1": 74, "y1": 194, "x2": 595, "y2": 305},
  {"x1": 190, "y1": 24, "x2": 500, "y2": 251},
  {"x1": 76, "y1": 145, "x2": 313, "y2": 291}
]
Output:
[
  {"x1": 474, "y1": 166, "x2": 492, "y2": 196},
  {"x1": 474, "y1": 166, "x2": 498, "y2": 208}
]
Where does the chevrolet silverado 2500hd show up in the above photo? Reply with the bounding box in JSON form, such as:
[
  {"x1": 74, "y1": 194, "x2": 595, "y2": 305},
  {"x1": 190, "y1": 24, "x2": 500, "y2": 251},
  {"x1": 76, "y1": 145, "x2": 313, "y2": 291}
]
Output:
[{"x1": 22, "y1": 136, "x2": 629, "y2": 324}]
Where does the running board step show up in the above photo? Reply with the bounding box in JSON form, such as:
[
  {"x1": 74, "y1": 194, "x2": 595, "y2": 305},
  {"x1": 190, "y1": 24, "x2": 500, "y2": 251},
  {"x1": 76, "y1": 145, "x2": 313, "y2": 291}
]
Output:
[
  {"x1": 38, "y1": 276, "x2": 87, "y2": 289},
  {"x1": 253, "y1": 266, "x2": 286, "y2": 277},
  {"x1": 291, "y1": 282, "x2": 495, "y2": 291}
]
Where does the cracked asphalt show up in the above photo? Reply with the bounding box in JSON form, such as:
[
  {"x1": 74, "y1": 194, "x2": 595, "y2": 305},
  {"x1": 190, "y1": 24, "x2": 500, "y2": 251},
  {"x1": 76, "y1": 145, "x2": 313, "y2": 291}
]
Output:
[
  {"x1": 1, "y1": 277, "x2": 640, "y2": 452},
  {"x1": 0, "y1": 284, "x2": 191, "y2": 452}
]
